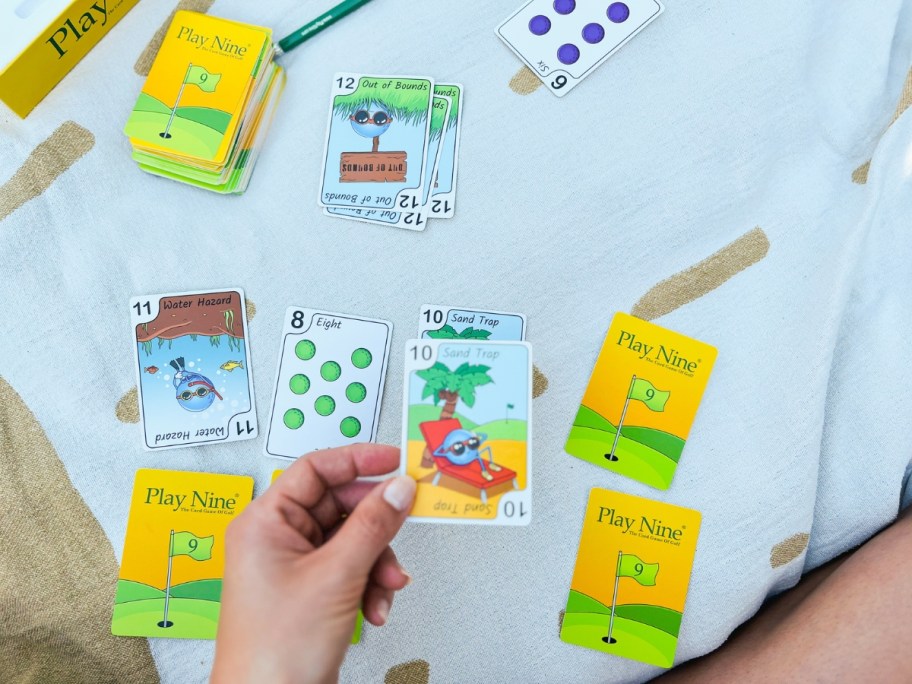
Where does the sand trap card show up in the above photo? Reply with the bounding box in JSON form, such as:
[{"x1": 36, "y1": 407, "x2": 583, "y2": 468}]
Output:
[
  {"x1": 565, "y1": 312, "x2": 716, "y2": 490},
  {"x1": 401, "y1": 339, "x2": 532, "y2": 525},
  {"x1": 319, "y1": 74, "x2": 434, "y2": 214},
  {"x1": 497, "y1": 0, "x2": 663, "y2": 97},
  {"x1": 560, "y1": 488, "x2": 701, "y2": 668},
  {"x1": 419, "y1": 304, "x2": 526, "y2": 341},
  {"x1": 111, "y1": 469, "x2": 253, "y2": 639},
  {"x1": 130, "y1": 289, "x2": 257, "y2": 451},
  {"x1": 265, "y1": 307, "x2": 392, "y2": 459}
]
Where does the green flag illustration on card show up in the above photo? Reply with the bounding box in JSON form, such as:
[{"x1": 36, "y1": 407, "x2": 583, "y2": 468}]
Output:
[
  {"x1": 171, "y1": 531, "x2": 214, "y2": 561},
  {"x1": 185, "y1": 65, "x2": 221, "y2": 92},
  {"x1": 629, "y1": 378, "x2": 669, "y2": 412},
  {"x1": 618, "y1": 553, "x2": 659, "y2": 586}
]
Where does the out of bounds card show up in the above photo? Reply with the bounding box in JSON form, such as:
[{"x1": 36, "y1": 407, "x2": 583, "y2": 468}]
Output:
[
  {"x1": 402, "y1": 339, "x2": 532, "y2": 525},
  {"x1": 265, "y1": 307, "x2": 392, "y2": 459},
  {"x1": 560, "y1": 488, "x2": 701, "y2": 668},
  {"x1": 496, "y1": 0, "x2": 663, "y2": 97},
  {"x1": 130, "y1": 289, "x2": 257, "y2": 450}
]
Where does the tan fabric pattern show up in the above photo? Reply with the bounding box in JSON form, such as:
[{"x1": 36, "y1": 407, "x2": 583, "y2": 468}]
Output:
[
  {"x1": 558, "y1": 609, "x2": 565, "y2": 633},
  {"x1": 852, "y1": 68, "x2": 911, "y2": 184},
  {"x1": 769, "y1": 532, "x2": 810, "y2": 569},
  {"x1": 509, "y1": 67, "x2": 543, "y2": 95},
  {"x1": 115, "y1": 386, "x2": 140, "y2": 424},
  {"x1": 532, "y1": 364, "x2": 548, "y2": 398},
  {"x1": 133, "y1": 0, "x2": 216, "y2": 76},
  {"x1": 630, "y1": 227, "x2": 770, "y2": 321},
  {"x1": 0, "y1": 377, "x2": 159, "y2": 684},
  {"x1": 245, "y1": 298, "x2": 256, "y2": 321},
  {"x1": 385, "y1": 659, "x2": 430, "y2": 684},
  {"x1": 0, "y1": 122, "x2": 94, "y2": 222}
]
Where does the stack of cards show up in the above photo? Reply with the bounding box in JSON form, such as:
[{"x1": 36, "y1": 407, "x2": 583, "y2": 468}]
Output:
[
  {"x1": 402, "y1": 305, "x2": 532, "y2": 525},
  {"x1": 124, "y1": 11, "x2": 286, "y2": 194},
  {"x1": 319, "y1": 75, "x2": 463, "y2": 230}
]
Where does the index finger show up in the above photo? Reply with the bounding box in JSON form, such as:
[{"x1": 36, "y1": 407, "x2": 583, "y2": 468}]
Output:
[{"x1": 263, "y1": 443, "x2": 400, "y2": 511}]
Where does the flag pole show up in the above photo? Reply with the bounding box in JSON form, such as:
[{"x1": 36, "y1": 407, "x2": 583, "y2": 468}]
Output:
[
  {"x1": 606, "y1": 374, "x2": 636, "y2": 462},
  {"x1": 161, "y1": 63, "x2": 193, "y2": 139},
  {"x1": 158, "y1": 529, "x2": 175, "y2": 628},
  {"x1": 602, "y1": 550, "x2": 623, "y2": 644}
]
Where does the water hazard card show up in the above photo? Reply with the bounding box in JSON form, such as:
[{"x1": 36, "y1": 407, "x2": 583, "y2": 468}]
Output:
[
  {"x1": 401, "y1": 339, "x2": 532, "y2": 525},
  {"x1": 319, "y1": 73, "x2": 434, "y2": 212},
  {"x1": 130, "y1": 288, "x2": 258, "y2": 451},
  {"x1": 496, "y1": 0, "x2": 663, "y2": 97},
  {"x1": 560, "y1": 488, "x2": 701, "y2": 668},
  {"x1": 419, "y1": 304, "x2": 527, "y2": 341},
  {"x1": 565, "y1": 312, "x2": 716, "y2": 490},
  {"x1": 264, "y1": 307, "x2": 393, "y2": 460},
  {"x1": 111, "y1": 469, "x2": 254, "y2": 639}
]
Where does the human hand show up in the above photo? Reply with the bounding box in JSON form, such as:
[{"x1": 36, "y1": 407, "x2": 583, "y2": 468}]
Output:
[{"x1": 211, "y1": 444, "x2": 416, "y2": 684}]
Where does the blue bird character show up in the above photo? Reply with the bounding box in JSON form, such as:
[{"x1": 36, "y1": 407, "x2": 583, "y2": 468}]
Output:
[
  {"x1": 433, "y1": 429, "x2": 502, "y2": 482},
  {"x1": 350, "y1": 107, "x2": 392, "y2": 153},
  {"x1": 169, "y1": 357, "x2": 222, "y2": 412}
]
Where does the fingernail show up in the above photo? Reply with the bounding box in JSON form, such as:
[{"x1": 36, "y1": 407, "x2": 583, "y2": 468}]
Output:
[
  {"x1": 383, "y1": 476, "x2": 416, "y2": 512},
  {"x1": 376, "y1": 597, "x2": 390, "y2": 625},
  {"x1": 400, "y1": 566, "x2": 413, "y2": 586}
]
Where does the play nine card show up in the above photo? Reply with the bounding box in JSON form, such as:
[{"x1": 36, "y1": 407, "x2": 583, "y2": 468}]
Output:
[
  {"x1": 130, "y1": 288, "x2": 257, "y2": 451},
  {"x1": 401, "y1": 339, "x2": 532, "y2": 525}
]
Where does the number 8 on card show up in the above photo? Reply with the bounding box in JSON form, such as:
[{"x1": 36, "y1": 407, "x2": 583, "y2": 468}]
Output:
[{"x1": 401, "y1": 339, "x2": 532, "y2": 525}]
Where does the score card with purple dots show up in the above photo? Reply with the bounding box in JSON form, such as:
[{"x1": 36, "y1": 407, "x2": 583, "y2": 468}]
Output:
[{"x1": 497, "y1": 0, "x2": 664, "y2": 97}]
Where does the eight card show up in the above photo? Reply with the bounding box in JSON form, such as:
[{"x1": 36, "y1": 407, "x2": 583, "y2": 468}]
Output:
[
  {"x1": 419, "y1": 304, "x2": 527, "y2": 341},
  {"x1": 130, "y1": 288, "x2": 257, "y2": 451},
  {"x1": 497, "y1": 0, "x2": 664, "y2": 97},
  {"x1": 265, "y1": 307, "x2": 393, "y2": 459},
  {"x1": 401, "y1": 339, "x2": 532, "y2": 525}
]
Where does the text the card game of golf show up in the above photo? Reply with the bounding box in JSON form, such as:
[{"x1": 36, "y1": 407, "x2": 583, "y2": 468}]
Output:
[
  {"x1": 565, "y1": 312, "x2": 716, "y2": 490},
  {"x1": 560, "y1": 489, "x2": 701, "y2": 668},
  {"x1": 130, "y1": 289, "x2": 257, "y2": 451},
  {"x1": 497, "y1": 0, "x2": 663, "y2": 97},
  {"x1": 401, "y1": 339, "x2": 532, "y2": 525},
  {"x1": 265, "y1": 307, "x2": 392, "y2": 459}
]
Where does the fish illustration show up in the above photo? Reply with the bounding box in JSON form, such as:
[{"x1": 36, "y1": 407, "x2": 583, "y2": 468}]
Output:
[
  {"x1": 144, "y1": 366, "x2": 159, "y2": 374},
  {"x1": 220, "y1": 360, "x2": 245, "y2": 372},
  {"x1": 169, "y1": 357, "x2": 222, "y2": 412}
]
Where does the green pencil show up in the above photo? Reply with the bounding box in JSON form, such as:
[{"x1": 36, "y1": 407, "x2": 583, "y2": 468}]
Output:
[{"x1": 277, "y1": 0, "x2": 375, "y2": 55}]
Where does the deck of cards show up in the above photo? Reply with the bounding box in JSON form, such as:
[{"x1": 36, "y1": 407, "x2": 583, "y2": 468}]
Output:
[
  {"x1": 319, "y1": 75, "x2": 463, "y2": 230},
  {"x1": 123, "y1": 11, "x2": 286, "y2": 194},
  {"x1": 497, "y1": 0, "x2": 663, "y2": 97}
]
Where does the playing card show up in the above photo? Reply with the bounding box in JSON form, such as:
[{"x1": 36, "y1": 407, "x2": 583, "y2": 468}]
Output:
[
  {"x1": 419, "y1": 304, "x2": 527, "y2": 341},
  {"x1": 560, "y1": 488, "x2": 701, "y2": 668},
  {"x1": 111, "y1": 469, "x2": 254, "y2": 639},
  {"x1": 565, "y1": 312, "x2": 716, "y2": 490},
  {"x1": 401, "y1": 339, "x2": 532, "y2": 525},
  {"x1": 428, "y1": 84, "x2": 463, "y2": 218},
  {"x1": 130, "y1": 288, "x2": 258, "y2": 451},
  {"x1": 496, "y1": 0, "x2": 664, "y2": 97},
  {"x1": 319, "y1": 73, "x2": 434, "y2": 213},
  {"x1": 326, "y1": 89, "x2": 452, "y2": 230},
  {"x1": 264, "y1": 307, "x2": 393, "y2": 459}
]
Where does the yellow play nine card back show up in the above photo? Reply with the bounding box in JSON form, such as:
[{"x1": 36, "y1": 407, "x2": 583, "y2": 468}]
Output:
[
  {"x1": 560, "y1": 489, "x2": 701, "y2": 668},
  {"x1": 112, "y1": 469, "x2": 253, "y2": 639},
  {"x1": 565, "y1": 312, "x2": 717, "y2": 490}
]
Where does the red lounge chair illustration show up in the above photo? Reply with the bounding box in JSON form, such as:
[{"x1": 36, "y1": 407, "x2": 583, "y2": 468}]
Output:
[{"x1": 419, "y1": 418, "x2": 518, "y2": 504}]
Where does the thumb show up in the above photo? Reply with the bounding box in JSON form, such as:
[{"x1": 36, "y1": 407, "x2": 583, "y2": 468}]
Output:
[{"x1": 325, "y1": 476, "x2": 416, "y2": 576}]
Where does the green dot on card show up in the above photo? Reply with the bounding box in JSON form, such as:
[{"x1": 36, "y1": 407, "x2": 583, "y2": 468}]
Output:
[
  {"x1": 315, "y1": 395, "x2": 335, "y2": 416},
  {"x1": 351, "y1": 348, "x2": 372, "y2": 369},
  {"x1": 283, "y1": 409, "x2": 305, "y2": 429},
  {"x1": 345, "y1": 382, "x2": 367, "y2": 403},
  {"x1": 321, "y1": 361, "x2": 342, "y2": 381},
  {"x1": 340, "y1": 416, "x2": 361, "y2": 438},
  {"x1": 289, "y1": 374, "x2": 310, "y2": 395},
  {"x1": 295, "y1": 340, "x2": 316, "y2": 360}
]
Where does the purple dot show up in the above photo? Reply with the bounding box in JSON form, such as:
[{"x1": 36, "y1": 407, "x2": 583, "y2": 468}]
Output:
[
  {"x1": 582, "y1": 22, "x2": 605, "y2": 43},
  {"x1": 557, "y1": 43, "x2": 580, "y2": 65},
  {"x1": 607, "y1": 2, "x2": 630, "y2": 23},
  {"x1": 553, "y1": 0, "x2": 576, "y2": 15},
  {"x1": 528, "y1": 14, "x2": 551, "y2": 35}
]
